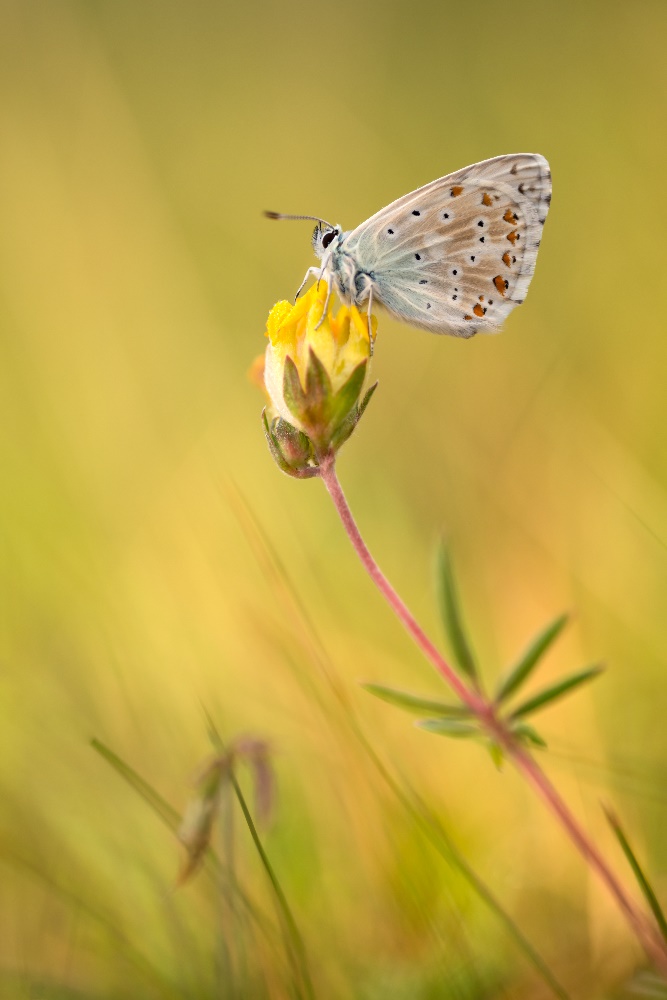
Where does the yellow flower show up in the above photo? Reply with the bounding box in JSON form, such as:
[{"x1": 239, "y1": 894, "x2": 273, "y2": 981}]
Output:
[{"x1": 258, "y1": 282, "x2": 378, "y2": 477}]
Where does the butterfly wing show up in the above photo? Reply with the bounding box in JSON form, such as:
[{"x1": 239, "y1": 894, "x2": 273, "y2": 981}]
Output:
[{"x1": 342, "y1": 154, "x2": 551, "y2": 337}]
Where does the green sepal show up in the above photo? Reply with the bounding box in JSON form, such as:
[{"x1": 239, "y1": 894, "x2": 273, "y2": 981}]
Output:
[
  {"x1": 263, "y1": 409, "x2": 294, "y2": 474},
  {"x1": 282, "y1": 356, "x2": 308, "y2": 423},
  {"x1": 356, "y1": 381, "x2": 378, "y2": 420},
  {"x1": 512, "y1": 722, "x2": 547, "y2": 749},
  {"x1": 272, "y1": 417, "x2": 313, "y2": 466},
  {"x1": 328, "y1": 375, "x2": 377, "y2": 453},
  {"x1": 329, "y1": 360, "x2": 367, "y2": 431},
  {"x1": 605, "y1": 808, "x2": 667, "y2": 944},
  {"x1": 261, "y1": 410, "x2": 319, "y2": 479},
  {"x1": 436, "y1": 543, "x2": 479, "y2": 685},
  {"x1": 329, "y1": 410, "x2": 360, "y2": 451},
  {"x1": 361, "y1": 682, "x2": 470, "y2": 718},
  {"x1": 509, "y1": 664, "x2": 603, "y2": 720},
  {"x1": 496, "y1": 613, "x2": 569, "y2": 703},
  {"x1": 305, "y1": 347, "x2": 332, "y2": 407},
  {"x1": 416, "y1": 717, "x2": 479, "y2": 738}
]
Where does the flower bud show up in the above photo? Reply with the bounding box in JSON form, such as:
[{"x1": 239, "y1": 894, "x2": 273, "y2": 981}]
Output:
[{"x1": 257, "y1": 282, "x2": 378, "y2": 474}]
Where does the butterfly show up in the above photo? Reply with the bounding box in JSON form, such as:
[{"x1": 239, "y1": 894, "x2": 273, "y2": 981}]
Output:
[{"x1": 266, "y1": 153, "x2": 551, "y2": 339}]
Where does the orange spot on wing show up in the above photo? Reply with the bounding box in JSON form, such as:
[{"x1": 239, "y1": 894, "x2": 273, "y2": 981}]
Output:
[
  {"x1": 464, "y1": 314, "x2": 473, "y2": 321},
  {"x1": 506, "y1": 230, "x2": 519, "y2": 245},
  {"x1": 473, "y1": 303, "x2": 485, "y2": 318},
  {"x1": 493, "y1": 275, "x2": 508, "y2": 296},
  {"x1": 451, "y1": 185, "x2": 464, "y2": 197},
  {"x1": 503, "y1": 209, "x2": 519, "y2": 224},
  {"x1": 502, "y1": 251, "x2": 512, "y2": 267},
  {"x1": 482, "y1": 192, "x2": 493, "y2": 206}
]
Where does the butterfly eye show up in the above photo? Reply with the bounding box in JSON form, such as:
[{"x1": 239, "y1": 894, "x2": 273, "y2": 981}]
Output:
[{"x1": 322, "y1": 230, "x2": 336, "y2": 250}]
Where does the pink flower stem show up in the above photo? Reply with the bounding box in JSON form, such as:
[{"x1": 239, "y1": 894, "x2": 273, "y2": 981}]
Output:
[
  {"x1": 318, "y1": 456, "x2": 488, "y2": 717},
  {"x1": 318, "y1": 455, "x2": 667, "y2": 975}
]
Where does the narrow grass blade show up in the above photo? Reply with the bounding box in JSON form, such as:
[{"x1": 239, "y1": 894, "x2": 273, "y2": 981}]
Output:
[
  {"x1": 361, "y1": 682, "x2": 469, "y2": 717},
  {"x1": 496, "y1": 613, "x2": 569, "y2": 703},
  {"x1": 436, "y1": 543, "x2": 478, "y2": 684},
  {"x1": 231, "y1": 774, "x2": 315, "y2": 1000},
  {"x1": 91, "y1": 738, "x2": 181, "y2": 831},
  {"x1": 416, "y1": 718, "x2": 479, "y2": 738},
  {"x1": 605, "y1": 808, "x2": 667, "y2": 944},
  {"x1": 509, "y1": 665, "x2": 603, "y2": 720}
]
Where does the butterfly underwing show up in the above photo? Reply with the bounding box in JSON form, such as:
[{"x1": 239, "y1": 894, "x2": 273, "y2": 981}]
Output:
[{"x1": 298, "y1": 153, "x2": 551, "y2": 338}]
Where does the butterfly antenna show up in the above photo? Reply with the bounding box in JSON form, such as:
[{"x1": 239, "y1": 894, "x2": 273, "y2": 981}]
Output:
[{"x1": 264, "y1": 211, "x2": 335, "y2": 230}]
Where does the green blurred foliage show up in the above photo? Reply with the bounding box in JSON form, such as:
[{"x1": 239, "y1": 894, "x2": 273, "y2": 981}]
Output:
[{"x1": 1, "y1": 0, "x2": 667, "y2": 995}]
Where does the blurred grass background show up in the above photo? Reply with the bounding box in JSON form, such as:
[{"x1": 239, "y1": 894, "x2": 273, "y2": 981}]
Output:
[{"x1": 2, "y1": 0, "x2": 667, "y2": 996}]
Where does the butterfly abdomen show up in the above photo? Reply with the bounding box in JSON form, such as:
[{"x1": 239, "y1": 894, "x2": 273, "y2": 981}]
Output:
[{"x1": 328, "y1": 245, "x2": 360, "y2": 305}]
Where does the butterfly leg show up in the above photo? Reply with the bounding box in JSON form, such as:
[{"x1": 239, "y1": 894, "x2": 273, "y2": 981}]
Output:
[
  {"x1": 293, "y1": 267, "x2": 320, "y2": 303},
  {"x1": 314, "y1": 278, "x2": 334, "y2": 332},
  {"x1": 366, "y1": 285, "x2": 374, "y2": 357}
]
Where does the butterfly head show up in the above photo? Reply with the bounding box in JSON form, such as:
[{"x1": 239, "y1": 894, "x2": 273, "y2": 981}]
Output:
[{"x1": 312, "y1": 224, "x2": 342, "y2": 260}]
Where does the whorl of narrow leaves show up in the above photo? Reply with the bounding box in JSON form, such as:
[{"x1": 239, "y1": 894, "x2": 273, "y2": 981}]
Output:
[
  {"x1": 605, "y1": 808, "x2": 667, "y2": 944},
  {"x1": 436, "y1": 544, "x2": 479, "y2": 685},
  {"x1": 496, "y1": 613, "x2": 569, "y2": 703},
  {"x1": 509, "y1": 664, "x2": 603, "y2": 720}
]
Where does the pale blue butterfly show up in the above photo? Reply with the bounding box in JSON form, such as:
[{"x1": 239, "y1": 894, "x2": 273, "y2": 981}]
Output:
[{"x1": 267, "y1": 153, "x2": 551, "y2": 340}]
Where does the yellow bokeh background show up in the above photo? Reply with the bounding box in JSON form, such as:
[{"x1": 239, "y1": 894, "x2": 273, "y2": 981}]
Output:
[{"x1": 2, "y1": 0, "x2": 667, "y2": 996}]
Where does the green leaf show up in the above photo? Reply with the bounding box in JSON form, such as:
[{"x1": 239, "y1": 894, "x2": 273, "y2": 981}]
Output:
[
  {"x1": 605, "y1": 808, "x2": 667, "y2": 944},
  {"x1": 509, "y1": 664, "x2": 603, "y2": 720},
  {"x1": 361, "y1": 682, "x2": 470, "y2": 717},
  {"x1": 435, "y1": 543, "x2": 479, "y2": 684},
  {"x1": 487, "y1": 742, "x2": 505, "y2": 770},
  {"x1": 329, "y1": 360, "x2": 367, "y2": 431},
  {"x1": 282, "y1": 356, "x2": 307, "y2": 422},
  {"x1": 496, "y1": 613, "x2": 569, "y2": 703},
  {"x1": 512, "y1": 722, "x2": 548, "y2": 749},
  {"x1": 416, "y1": 717, "x2": 479, "y2": 738}
]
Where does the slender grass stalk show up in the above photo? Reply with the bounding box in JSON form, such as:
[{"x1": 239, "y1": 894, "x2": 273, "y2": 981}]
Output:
[
  {"x1": 230, "y1": 774, "x2": 315, "y2": 1000},
  {"x1": 220, "y1": 779, "x2": 237, "y2": 998},
  {"x1": 317, "y1": 454, "x2": 667, "y2": 976}
]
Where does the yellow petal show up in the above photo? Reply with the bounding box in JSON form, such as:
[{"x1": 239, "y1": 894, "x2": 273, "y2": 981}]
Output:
[{"x1": 266, "y1": 299, "x2": 293, "y2": 344}]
